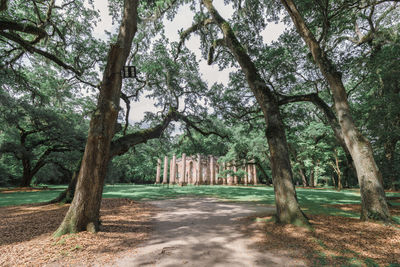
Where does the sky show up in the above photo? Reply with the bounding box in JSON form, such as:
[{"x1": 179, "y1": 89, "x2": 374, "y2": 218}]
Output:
[{"x1": 90, "y1": 0, "x2": 285, "y2": 122}]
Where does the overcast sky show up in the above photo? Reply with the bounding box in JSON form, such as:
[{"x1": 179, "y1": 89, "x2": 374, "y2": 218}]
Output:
[{"x1": 90, "y1": 0, "x2": 285, "y2": 122}]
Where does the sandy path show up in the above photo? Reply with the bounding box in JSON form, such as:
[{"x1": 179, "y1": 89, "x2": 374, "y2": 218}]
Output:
[{"x1": 109, "y1": 197, "x2": 305, "y2": 267}]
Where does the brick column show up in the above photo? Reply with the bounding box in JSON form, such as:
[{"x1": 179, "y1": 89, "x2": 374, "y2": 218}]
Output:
[
  {"x1": 227, "y1": 163, "x2": 233, "y2": 185},
  {"x1": 247, "y1": 164, "x2": 252, "y2": 185},
  {"x1": 162, "y1": 156, "x2": 168, "y2": 184},
  {"x1": 197, "y1": 154, "x2": 202, "y2": 185},
  {"x1": 222, "y1": 162, "x2": 227, "y2": 185},
  {"x1": 244, "y1": 164, "x2": 248, "y2": 186},
  {"x1": 170, "y1": 154, "x2": 176, "y2": 184},
  {"x1": 253, "y1": 164, "x2": 258, "y2": 185},
  {"x1": 210, "y1": 156, "x2": 215, "y2": 185},
  {"x1": 155, "y1": 158, "x2": 161, "y2": 184},
  {"x1": 233, "y1": 165, "x2": 238, "y2": 185},
  {"x1": 205, "y1": 156, "x2": 210, "y2": 184},
  {"x1": 180, "y1": 153, "x2": 186, "y2": 185}
]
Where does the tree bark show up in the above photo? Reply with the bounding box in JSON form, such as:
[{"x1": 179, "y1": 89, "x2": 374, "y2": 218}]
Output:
[
  {"x1": 310, "y1": 169, "x2": 315, "y2": 188},
  {"x1": 298, "y1": 167, "x2": 308, "y2": 187},
  {"x1": 203, "y1": 0, "x2": 309, "y2": 226},
  {"x1": 48, "y1": 170, "x2": 78, "y2": 204},
  {"x1": 384, "y1": 139, "x2": 399, "y2": 190},
  {"x1": 54, "y1": 0, "x2": 139, "y2": 236},
  {"x1": 0, "y1": 0, "x2": 7, "y2": 11},
  {"x1": 280, "y1": 0, "x2": 391, "y2": 222}
]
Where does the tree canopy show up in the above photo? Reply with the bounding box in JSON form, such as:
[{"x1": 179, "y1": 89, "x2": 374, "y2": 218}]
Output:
[{"x1": 1, "y1": 0, "x2": 399, "y2": 232}]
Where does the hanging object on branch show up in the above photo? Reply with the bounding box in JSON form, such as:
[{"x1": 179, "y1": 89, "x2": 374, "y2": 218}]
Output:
[{"x1": 121, "y1": 66, "x2": 137, "y2": 78}]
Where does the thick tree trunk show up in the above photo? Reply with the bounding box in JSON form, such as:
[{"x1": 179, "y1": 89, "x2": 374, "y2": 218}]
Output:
[
  {"x1": 20, "y1": 157, "x2": 33, "y2": 187},
  {"x1": 203, "y1": 0, "x2": 309, "y2": 226},
  {"x1": 54, "y1": 0, "x2": 139, "y2": 236},
  {"x1": 20, "y1": 157, "x2": 45, "y2": 187},
  {"x1": 20, "y1": 169, "x2": 33, "y2": 187},
  {"x1": 280, "y1": 0, "x2": 391, "y2": 222}
]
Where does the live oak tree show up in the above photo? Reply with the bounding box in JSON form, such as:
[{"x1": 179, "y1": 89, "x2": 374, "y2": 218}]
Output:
[
  {"x1": 53, "y1": 0, "x2": 140, "y2": 236},
  {"x1": 0, "y1": 0, "x2": 103, "y2": 78},
  {"x1": 179, "y1": 0, "x2": 309, "y2": 226},
  {"x1": 55, "y1": 0, "x2": 213, "y2": 234},
  {"x1": 0, "y1": 66, "x2": 88, "y2": 187},
  {"x1": 279, "y1": 0, "x2": 392, "y2": 221}
]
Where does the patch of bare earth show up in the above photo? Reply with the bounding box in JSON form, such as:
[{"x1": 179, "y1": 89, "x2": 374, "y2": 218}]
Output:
[
  {"x1": 0, "y1": 198, "x2": 155, "y2": 266},
  {"x1": 241, "y1": 206, "x2": 400, "y2": 266}
]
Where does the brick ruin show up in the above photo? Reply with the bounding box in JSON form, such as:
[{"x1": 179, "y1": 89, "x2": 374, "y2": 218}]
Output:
[{"x1": 155, "y1": 154, "x2": 258, "y2": 185}]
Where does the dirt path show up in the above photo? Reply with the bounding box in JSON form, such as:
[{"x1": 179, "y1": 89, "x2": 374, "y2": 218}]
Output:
[{"x1": 109, "y1": 197, "x2": 305, "y2": 267}]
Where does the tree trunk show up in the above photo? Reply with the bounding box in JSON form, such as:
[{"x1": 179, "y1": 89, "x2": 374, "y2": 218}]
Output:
[
  {"x1": 298, "y1": 167, "x2": 308, "y2": 187},
  {"x1": 333, "y1": 149, "x2": 342, "y2": 191},
  {"x1": 256, "y1": 162, "x2": 270, "y2": 186},
  {"x1": 54, "y1": 0, "x2": 139, "y2": 236},
  {"x1": 20, "y1": 157, "x2": 45, "y2": 187},
  {"x1": 203, "y1": 0, "x2": 309, "y2": 226},
  {"x1": 314, "y1": 160, "x2": 320, "y2": 187},
  {"x1": 20, "y1": 164, "x2": 33, "y2": 187},
  {"x1": 49, "y1": 159, "x2": 82, "y2": 204},
  {"x1": 280, "y1": 0, "x2": 391, "y2": 222},
  {"x1": 384, "y1": 139, "x2": 398, "y2": 190},
  {"x1": 20, "y1": 156, "x2": 33, "y2": 187},
  {"x1": 331, "y1": 173, "x2": 336, "y2": 189},
  {"x1": 48, "y1": 170, "x2": 78, "y2": 204},
  {"x1": 309, "y1": 169, "x2": 315, "y2": 188}
]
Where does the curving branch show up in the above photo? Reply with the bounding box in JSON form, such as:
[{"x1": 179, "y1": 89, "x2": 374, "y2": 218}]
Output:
[
  {"x1": 175, "y1": 18, "x2": 214, "y2": 61},
  {"x1": 0, "y1": 20, "x2": 47, "y2": 39},
  {"x1": 277, "y1": 92, "x2": 355, "y2": 170},
  {"x1": 0, "y1": 31, "x2": 81, "y2": 74},
  {"x1": 174, "y1": 113, "x2": 229, "y2": 139},
  {"x1": 207, "y1": 39, "x2": 225, "y2": 65},
  {"x1": 109, "y1": 108, "x2": 179, "y2": 158},
  {"x1": 139, "y1": 0, "x2": 179, "y2": 23},
  {"x1": 120, "y1": 92, "x2": 131, "y2": 136},
  {"x1": 109, "y1": 108, "x2": 229, "y2": 158}
]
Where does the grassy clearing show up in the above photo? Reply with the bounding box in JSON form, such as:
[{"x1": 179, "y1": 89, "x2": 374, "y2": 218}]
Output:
[
  {"x1": 1, "y1": 184, "x2": 399, "y2": 220},
  {"x1": 1, "y1": 184, "x2": 399, "y2": 266}
]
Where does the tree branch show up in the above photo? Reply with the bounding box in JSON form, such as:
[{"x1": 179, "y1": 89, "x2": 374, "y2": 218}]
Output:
[
  {"x1": 0, "y1": 20, "x2": 47, "y2": 39},
  {"x1": 175, "y1": 18, "x2": 214, "y2": 61},
  {"x1": 0, "y1": 0, "x2": 7, "y2": 11},
  {"x1": 109, "y1": 108, "x2": 179, "y2": 158},
  {"x1": 0, "y1": 31, "x2": 81, "y2": 75}
]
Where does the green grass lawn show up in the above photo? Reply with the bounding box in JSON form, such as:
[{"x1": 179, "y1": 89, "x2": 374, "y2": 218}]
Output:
[{"x1": 1, "y1": 184, "x2": 399, "y2": 220}]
